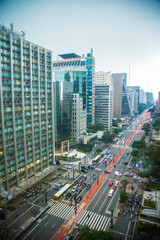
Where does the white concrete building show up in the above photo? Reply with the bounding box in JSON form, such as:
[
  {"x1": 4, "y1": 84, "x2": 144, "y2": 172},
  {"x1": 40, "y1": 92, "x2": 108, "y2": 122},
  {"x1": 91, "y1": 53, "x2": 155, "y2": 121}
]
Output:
[{"x1": 95, "y1": 71, "x2": 112, "y2": 85}]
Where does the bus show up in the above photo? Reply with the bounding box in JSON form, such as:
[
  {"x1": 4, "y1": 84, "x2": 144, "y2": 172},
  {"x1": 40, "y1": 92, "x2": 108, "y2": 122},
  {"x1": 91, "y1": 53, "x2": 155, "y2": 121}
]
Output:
[
  {"x1": 53, "y1": 183, "x2": 71, "y2": 202},
  {"x1": 92, "y1": 155, "x2": 101, "y2": 165}
]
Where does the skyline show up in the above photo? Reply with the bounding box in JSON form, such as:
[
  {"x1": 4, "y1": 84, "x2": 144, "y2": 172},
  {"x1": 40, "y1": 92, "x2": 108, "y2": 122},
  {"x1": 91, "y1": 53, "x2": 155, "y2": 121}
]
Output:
[{"x1": 0, "y1": 0, "x2": 160, "y2": 98}]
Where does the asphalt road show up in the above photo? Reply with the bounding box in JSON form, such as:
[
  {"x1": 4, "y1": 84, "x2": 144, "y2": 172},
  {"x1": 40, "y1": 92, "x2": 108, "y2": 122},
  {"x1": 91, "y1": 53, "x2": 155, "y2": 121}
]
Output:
[{"x1": 15, "y1": 118, "x2": 145, "y2": 240}]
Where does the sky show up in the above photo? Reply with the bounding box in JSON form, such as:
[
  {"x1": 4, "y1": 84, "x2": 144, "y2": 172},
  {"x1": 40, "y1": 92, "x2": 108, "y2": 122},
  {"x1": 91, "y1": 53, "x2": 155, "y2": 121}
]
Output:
[{"x1": 0, "y1": 0, "x2": 160, "y2": 99}]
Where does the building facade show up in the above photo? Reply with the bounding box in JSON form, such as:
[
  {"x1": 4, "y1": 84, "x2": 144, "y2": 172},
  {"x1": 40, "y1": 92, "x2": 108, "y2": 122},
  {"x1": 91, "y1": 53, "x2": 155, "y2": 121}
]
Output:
[
  {"x1": 95, "y1": 71, "x2": 111, "y2": 86},
  {"x1": 53, "y1": 51, "x2": 95, "y2": 153},
  {"x1": 146, "y1": 92, "x2": 154, "y2": 106},
  {"x1": 112, "y1": 73, "x2": 131, "y2": 117},
  {"x1": 71, "y1": 94, "x2": 87, "y2": 142},
  {"x1": 0, "y1": 25, "x2": 55, "y2": 190},
  {"x1": 95, "y1": 85, "x2": 113, "y2": 130}
]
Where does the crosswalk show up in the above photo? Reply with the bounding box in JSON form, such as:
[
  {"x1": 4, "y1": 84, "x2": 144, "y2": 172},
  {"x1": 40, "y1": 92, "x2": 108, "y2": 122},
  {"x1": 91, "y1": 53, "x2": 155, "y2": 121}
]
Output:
[
  {"x1": 77, "y1": 210, "x2": 110, "y2": 231},
  {"x1": 46, "y1": 202, "x2": 74, "y2": 219}
]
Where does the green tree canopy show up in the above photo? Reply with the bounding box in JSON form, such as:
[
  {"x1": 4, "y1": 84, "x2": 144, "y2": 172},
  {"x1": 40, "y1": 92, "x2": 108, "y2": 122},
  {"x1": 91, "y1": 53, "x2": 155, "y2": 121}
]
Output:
[
  {"x1": 142, "y1": 123, "x2": 151, "y2": 135},
  {"x1": 143, "y1": 140, "x2": 160, "y2": 179},
  {"x1": 78, "y1": 226, "x2": 117, "y2": 240},
  {"x1": 87, "y1": 124, "x2": 104, "y2": 133},
  {"x1": 131, "y1": 138, "x2": 146, "y2": 150},
  {"x1": 101, "y1": 132, "x2": 114, "y2": 144},
  {"x1": 113, "y1": 128, "x2": 122, "y2": 135}
]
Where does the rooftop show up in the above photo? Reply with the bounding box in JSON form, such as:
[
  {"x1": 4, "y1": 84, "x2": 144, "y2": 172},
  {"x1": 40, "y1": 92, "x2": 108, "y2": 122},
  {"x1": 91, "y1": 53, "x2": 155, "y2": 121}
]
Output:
[{"x1": 58, "y1": 53, "x2": 81, "y2": 59}]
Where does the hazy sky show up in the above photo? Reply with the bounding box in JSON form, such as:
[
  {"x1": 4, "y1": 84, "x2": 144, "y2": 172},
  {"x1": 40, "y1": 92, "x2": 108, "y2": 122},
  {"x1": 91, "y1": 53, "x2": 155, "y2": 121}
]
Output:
[{"x1": 1, "y1": 0, "x2": 160, "y2": 98}]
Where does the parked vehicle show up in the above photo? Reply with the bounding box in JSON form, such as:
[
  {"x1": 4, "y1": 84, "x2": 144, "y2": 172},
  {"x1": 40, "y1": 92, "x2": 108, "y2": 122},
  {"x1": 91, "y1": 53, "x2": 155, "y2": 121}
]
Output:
[
  {"x1": 95, "y1": 168, "x2": 101, "y2": 172},
  {"x1": 109, "y1": 181, "x2": 113, "y2": 186},
  {"x1": 104, "y1": 170, "x2": 111, "y2": 173},
  {"x1": 92, "y1": 174, "x2": 96, "y2": 180},
  {"x1": 86, "y1": 184, "x2": 91, "y2": 190},
  {"x1": 108, "y1": 189, "x2": 114, "y2": 197},
  {"x1": 76, "y1": 196, "x2": 82, "y2": 204}
]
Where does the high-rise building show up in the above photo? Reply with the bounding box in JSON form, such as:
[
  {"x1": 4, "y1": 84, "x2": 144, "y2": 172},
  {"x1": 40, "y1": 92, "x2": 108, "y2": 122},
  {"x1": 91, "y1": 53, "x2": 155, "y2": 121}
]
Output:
[
  {"x1": 71, "y1": 94, "x2": 87, "y2": 142},
  {"x1": 128, "y1": 86, "x2": 140, "y2": 110},
  {"x1": 146, "y1": 92, "x2": 154, "y2": 106},
  {"x1": 0, "y1": 25, "x2": 55, "y2": 190},
  {"x1": 95, "y1": 85, "x2": 113, "y2": 130},
  {"x1": 127, "y1": 89, "x2": 138, "y2": 116},
  {"x1": 112, "y1": 73, "x2": 131, "y2": 117},
  {"x1": 157, "y1": 92, "x2": 160, "y2": 113},
  {"x1": 95, "y1": 71, "x2": 111, "y2": 85},
  {"x1": 139, "y1": 89, "x2": 146, "y2": 104},
  {"x1": 53, "y1": 51, "x2": 95, "y2": 153}
]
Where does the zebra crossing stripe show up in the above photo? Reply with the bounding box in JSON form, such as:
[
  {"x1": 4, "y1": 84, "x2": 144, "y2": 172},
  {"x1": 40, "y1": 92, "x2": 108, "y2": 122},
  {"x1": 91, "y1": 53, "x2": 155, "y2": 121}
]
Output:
[
  {"x1": 97, "y1": 215, "x2": 106, "y2": 231},
  {"x1": 78, "y1": 210, "x2": 109, "y2": 231},
  {"x1": 78, "y1": 210, "x2": 89, "y2": 225},
  {"x1": 46, "y1": 202, "x2": 74, "y2": 219},
  {"x1": 101, "y1": 217, "x2": 108, "y2": 231},
  {"x1": 54, "y1": 204, "x2": 69, "y2": 218},
  {"x1": 90, "y1": 214, "x2": 101, "y2": 229},
  {"x1": 82, "y1": 211, "x2": 94, "y2": 226},
  {"x1": 95, "y1": 215, "x2": 105, "y2": 230}
]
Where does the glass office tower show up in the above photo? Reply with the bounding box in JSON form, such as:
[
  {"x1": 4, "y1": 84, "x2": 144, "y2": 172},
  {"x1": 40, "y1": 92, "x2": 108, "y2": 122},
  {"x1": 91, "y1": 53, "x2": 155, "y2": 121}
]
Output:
[{"x1": 0, "y1": 25, "x2": 55, "y2": 190}]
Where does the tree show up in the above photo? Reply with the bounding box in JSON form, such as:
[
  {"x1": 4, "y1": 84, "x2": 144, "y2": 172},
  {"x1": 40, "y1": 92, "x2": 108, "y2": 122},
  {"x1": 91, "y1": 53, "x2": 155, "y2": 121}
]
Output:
[
  {"x1": 87, "y1": 124, "x2": 104, "y2": 133},
  {"x1": 119, "y1": 190, "x2": 128, "y2": 203},
  {"x1": 96, "y1": 148, "x2": 102, "y2": 153},
  {"x1": 121, "y1": 179, "x2": 128, "y2": 192},
  {"x1": 142, "y1": 123, "x2": 151, "y2": 136},
  {"x1": 131, "y1": 138, "x2": 146, "y2": 150},
  {"x1": 143, "y1": 140, "x2": 160, "y2": 179},
  {"x1": 113, "y1": 128, "x2": 122, "y2": 135},
  {"x1": 101, "y1": 133, "x2": 114, "y2": 144},
  {"x1": 78, "y1": 226, "x2": 117, "y2": 240}
]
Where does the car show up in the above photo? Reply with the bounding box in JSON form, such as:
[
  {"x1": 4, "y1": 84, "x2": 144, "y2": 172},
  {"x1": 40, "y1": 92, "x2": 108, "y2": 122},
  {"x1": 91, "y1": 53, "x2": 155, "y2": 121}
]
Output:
[
  {"x1": 91, "y1": 165, "x2": 96, "y2": 169},
  {"x1": 123, "y1": 162, "x2": 128, "y2": 165},
  {"x1": 65, "y1": 192, "x2": 72, "y2": 200},
  {"x1": 124, "y1": 172, "x2": 132, "y2": 176},
  {"x1": 108, "y1": 159, "x2": 112, "y2": 163},
  {"x1": 102, "y1": 160, "x2": 107, "y2": 164},
  {"x1": 81, "y1": 169, "x2": 87, "y2": 173},
  {"x1": 109, "y1": 181, "x2": 113, "y2": 186},
  {"x1": 77, "y1": 182, "x2": 82, "y2": 187},
  {"x1": 95, "y1": 168, "x2": 101, "y2": 172},
  {"x1": 92, "y1": 174, "x2": 96, "y2": 180},
  {"x1": 70, "y1": 194, "x2": 76, "y2": 201},
  {"x1": 76, "y1": 196, "x2": 82, "y2": 204},
  {"x1": 114, "y1": 171, "x2": 122, "y2": 176},
  {"x1": 115, "y1": 181, "x2": 119, "y2": 187},
  {"x1": 127, "y1": 152, "x2": 129, "y2": 155},
  {"x1": 112, "y1": 185, "x2": 117, "y2": 191},
  {"x1": 72, "y1": 186, "x2": 77, "y2": 192},
  {"x1": 64, "y1": 234, "x2": 74, "y2": 240},
  {"x1": 73, "y1": 180, "x2": 78, "y2": 185},
  {"x1": 86, "y1": 184, "x2": 91, "y2": 190},
  {"x1": 108, "y1": 189, "x2": 114, "y2": 197},
  {"x1": 104, "y1": 170, "x2": 111, "y2": 173},
  {"x1": 81, "y1": 183, "x2": 86, "y2": 189},
  {"x1": 81, "y1": 176, "x2": 87, "y2": 182},
  {"x1": 76, "y1": 188, "x2": 81, "y2": 195},
  {"x1": 133, "y1": 176, "x2": 140, "y2": 180}
]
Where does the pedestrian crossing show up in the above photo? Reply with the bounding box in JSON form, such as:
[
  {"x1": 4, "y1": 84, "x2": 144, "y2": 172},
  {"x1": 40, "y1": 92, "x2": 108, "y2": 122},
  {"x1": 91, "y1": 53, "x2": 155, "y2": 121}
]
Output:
[
  {"x1": 77, "y1": 210, "x2": 109, "y2": 231},
  {"x1": 46, "y1": 202, "x2": 74, "y2": 219}
]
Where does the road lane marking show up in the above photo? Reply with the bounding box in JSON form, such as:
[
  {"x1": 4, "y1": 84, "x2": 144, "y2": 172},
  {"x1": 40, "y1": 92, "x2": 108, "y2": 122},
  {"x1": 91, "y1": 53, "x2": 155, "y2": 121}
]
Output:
[{"x1": 23, "y1": 223, "x2": 39, "y2": 240}]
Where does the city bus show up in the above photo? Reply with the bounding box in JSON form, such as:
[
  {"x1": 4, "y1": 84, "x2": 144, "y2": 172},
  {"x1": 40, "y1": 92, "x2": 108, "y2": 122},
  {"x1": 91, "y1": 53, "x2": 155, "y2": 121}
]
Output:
[
  {"x1": 92, "y1": 155, "x2": 101, "y2": 165},
  {"x1": 53, "y1": 183, "x2": 71, "y2": 202}
]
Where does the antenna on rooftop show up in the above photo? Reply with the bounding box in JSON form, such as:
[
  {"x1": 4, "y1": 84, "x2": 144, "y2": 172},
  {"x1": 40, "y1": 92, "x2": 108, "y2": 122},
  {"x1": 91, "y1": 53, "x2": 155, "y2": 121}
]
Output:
[
  {"x1": 10, "y1": 22, "x2": 14, "y2": 31},
  {"x1": 21, "y1": 31, "x2": 26, "y2": 37}
]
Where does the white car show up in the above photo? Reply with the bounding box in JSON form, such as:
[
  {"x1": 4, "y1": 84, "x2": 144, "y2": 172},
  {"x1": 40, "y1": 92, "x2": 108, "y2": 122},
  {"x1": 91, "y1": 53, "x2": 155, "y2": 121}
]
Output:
[
  {"x1": 133, "y1": 176, "x2": 140, "y2": 180},
  {"x1": 95, "y1": 168, "x2": 101, "y2": 172},
  {"x1": 115, "y1": 171, "x2": 122, "y2": 176},
  {"x1": 72, "y1": 186, "x2": 77, "y2": 192}
]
